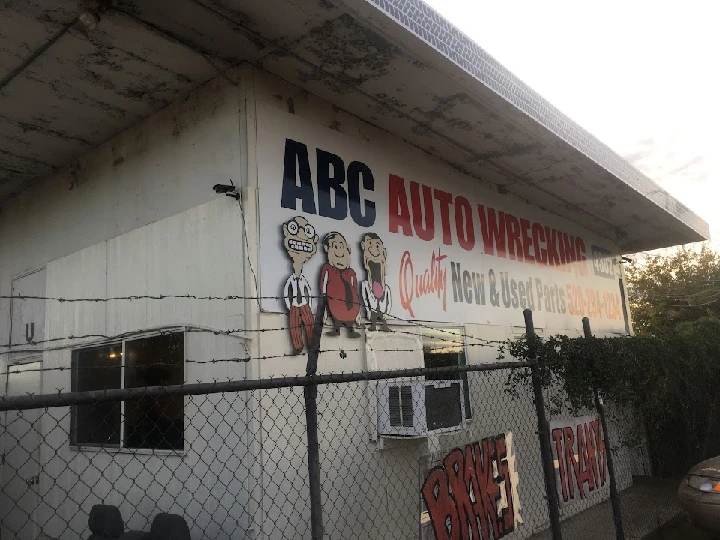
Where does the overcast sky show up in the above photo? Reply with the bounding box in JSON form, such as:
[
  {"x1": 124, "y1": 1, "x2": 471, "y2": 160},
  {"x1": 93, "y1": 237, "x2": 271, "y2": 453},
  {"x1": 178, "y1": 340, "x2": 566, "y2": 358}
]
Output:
[{"x1": 423, "y1": 0, "x2": 718, "y2": 248}]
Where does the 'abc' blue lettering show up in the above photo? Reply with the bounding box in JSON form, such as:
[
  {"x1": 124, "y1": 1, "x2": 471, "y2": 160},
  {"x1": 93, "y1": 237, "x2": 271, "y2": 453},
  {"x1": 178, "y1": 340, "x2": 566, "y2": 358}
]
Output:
[{"x1": 280, "y1": 138, "x2": 376, "y2": 227}]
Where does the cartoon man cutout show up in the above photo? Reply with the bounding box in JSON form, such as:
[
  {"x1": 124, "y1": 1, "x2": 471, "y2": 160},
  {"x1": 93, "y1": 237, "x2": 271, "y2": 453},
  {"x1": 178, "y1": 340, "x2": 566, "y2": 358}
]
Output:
[
  {"x1": 320, "y1": 232, "x2": 361, "y2": 338},
  {"x1": 360, "y1": 233, "x2": 392, "y2": 331},
  {"x1": 282, "y1": 216, "x2": 319, "y2": 354}
]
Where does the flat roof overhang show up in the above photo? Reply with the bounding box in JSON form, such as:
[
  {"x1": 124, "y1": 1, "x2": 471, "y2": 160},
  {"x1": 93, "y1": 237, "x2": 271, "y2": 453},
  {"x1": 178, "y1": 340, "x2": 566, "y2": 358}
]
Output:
[{"x1": 0, "y1": 0, "x2": 709, "y2": 252}]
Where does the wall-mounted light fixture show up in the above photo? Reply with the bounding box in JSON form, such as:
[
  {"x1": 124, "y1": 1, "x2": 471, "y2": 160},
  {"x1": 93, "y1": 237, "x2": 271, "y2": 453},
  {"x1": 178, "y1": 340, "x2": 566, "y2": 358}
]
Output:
[
  {"x1": 213, "y1": 180, "x2": 240, "y2": 200},
  {"x1": 0, "y1": 5, "x2": 103, "y2": 93},
  {"x1": 78, "y1": 11, "x2": 101, "y2": 32}
]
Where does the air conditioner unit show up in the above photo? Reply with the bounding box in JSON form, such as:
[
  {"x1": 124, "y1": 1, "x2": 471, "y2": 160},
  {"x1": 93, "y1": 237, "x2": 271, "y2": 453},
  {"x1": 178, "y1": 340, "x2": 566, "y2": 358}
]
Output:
[{"x1": 377, "y1": 380, "x2": 466, "y2": 437}]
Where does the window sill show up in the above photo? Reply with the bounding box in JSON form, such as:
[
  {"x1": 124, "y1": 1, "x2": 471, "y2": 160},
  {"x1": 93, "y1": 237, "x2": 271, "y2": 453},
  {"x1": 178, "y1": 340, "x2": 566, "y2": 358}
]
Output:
[{"x1": 69, "y1": 445, "x2": 186, "y2": 458}]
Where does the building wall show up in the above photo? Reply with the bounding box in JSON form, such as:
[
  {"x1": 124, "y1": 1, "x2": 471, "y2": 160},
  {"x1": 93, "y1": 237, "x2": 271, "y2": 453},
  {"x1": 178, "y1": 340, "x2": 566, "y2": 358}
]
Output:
[
  {"x1": 0, "y1": 63, "x2": 639, "y2": 540},
  {"x1": 243, "y1": 66, "x2": 636, "y2": 540},
  {"x1": 0, "y1": 70, "x2": 255, "y2": 538},
  {"x1": 0, "y1": 67, "x2": 250, "y2": 368}
]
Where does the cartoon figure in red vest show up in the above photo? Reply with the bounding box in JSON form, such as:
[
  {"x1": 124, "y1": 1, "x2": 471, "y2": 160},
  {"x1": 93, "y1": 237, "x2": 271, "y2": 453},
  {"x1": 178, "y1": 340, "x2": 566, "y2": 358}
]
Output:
[
  {"x1": 282, "y1": 216, "x2": 319, "y2": 354},
  {"x1": 320, "y1": 232, "x2": 361, "y2": 338}
]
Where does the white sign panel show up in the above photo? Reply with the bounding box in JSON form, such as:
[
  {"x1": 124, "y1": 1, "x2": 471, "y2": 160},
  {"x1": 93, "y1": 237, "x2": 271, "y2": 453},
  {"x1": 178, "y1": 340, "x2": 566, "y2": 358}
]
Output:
[{"x1": 257, "y1": 104, "x2": 626, "y2": 334}]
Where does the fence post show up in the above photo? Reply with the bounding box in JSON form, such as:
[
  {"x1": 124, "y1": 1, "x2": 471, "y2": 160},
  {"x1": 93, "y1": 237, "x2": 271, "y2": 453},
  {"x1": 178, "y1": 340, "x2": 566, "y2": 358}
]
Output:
[
  {"x1": 305, "y1": 296, "x2": 326, "y2": 540},
  {"x1": 524, "y1": 309, "x2": 563, "y2": 540},
  {"x1": 582, "y1": 317, "x2": 625, "y2": 540}
]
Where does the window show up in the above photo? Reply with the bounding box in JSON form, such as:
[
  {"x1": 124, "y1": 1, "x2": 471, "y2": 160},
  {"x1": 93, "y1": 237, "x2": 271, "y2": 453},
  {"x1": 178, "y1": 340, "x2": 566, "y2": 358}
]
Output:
[
  {"x1": 422, "y1": 328, "x2": 471, "y2": 419},
  {"x1": 71, "y1": 333, "x2": 184, "y2": 450}
]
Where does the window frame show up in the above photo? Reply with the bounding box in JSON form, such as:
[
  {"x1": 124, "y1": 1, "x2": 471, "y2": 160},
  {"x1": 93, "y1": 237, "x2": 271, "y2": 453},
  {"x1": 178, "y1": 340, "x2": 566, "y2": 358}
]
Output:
[
  {"x1": 70, "y1": 341, "x2": 123, "y2": 448},
  {"x1": 69, "y1": 330, "x2": 186, "y2": 452},
  {"x1": 420, "y1": 326, "x2": 472, "y2": 420}
]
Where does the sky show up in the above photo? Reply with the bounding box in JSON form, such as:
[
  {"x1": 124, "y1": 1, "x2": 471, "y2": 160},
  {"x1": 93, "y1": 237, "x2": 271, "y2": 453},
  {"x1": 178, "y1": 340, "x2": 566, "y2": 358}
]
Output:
[{"x1": 423, "y1": 0, "x2": 719, "y2": 249}]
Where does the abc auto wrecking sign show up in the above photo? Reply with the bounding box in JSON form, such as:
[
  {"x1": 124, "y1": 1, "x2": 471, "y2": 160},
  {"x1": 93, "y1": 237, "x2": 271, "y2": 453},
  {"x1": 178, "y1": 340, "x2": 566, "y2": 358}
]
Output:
[{"x1": 256, "y1": 103, "x2": 626, "y2": 342}]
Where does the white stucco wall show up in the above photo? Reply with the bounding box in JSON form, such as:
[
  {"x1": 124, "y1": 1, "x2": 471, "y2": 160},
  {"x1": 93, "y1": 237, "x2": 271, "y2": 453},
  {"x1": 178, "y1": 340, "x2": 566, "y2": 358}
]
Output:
[{"x1": 0, "y1": 69, "x2": 255, "y2": 539}]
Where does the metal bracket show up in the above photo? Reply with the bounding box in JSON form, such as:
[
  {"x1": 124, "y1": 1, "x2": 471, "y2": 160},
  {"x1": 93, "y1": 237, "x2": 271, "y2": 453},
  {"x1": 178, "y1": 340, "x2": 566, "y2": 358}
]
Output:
[
  {"x1": 25, "y1": 322, "x2": 35, "y2": 343},
  {"x1": 25, "y1": 474, "x2": 39, "y2": 486}
]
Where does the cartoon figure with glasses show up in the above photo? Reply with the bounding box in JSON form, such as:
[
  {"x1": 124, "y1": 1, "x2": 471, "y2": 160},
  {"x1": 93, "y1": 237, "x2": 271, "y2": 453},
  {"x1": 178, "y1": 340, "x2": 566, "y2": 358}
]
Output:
[{"x1": 282, "y1": 216, "x2": 319, "y2": 354}]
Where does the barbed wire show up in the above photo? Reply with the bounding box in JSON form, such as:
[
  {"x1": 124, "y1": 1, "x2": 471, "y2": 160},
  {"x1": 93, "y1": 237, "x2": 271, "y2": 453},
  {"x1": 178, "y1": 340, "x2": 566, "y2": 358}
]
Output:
[
  {"x1": 0, "y1": 323, "x2": 503, "y2": 357},
  {"x1": 0, "y1": 291, "x2": 506, "y2": 348},
  {"x1": 0, "y1": 320, "x2": 505, "y2": 351},
  {"x1": 0, "y1": 292, "x2": 527, "y2": 345},
  {"x1": 0, "y1": 290, "x2": 527, "y2": 382},
  {"x1": 0, "y1": 338, "x2": 511, "y2": 378},
  {"x1": 666, "y1": 298, "x2": 720, "y2": 308},
  {"x1": 0, "y1": 291, "x2": 508, "y2": 353},
  {"x1": 641, "y1": 288, "x2": 720, "y2": 298},
  {"x1": 0, "y1": 312, "x2": 511, "y2": 378},
  {"x1": 0, "y1": 294, "x2": 276, "y2": 302},
  {"x1": 634, "y1": 289, "x2": 720, "y2": 306}
]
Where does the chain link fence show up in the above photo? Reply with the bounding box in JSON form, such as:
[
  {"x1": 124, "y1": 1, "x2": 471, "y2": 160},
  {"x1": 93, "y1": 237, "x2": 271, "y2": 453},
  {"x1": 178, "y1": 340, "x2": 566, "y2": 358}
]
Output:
[{"x1": 1, "y1": 356, "x2": 685, "y2": 540}]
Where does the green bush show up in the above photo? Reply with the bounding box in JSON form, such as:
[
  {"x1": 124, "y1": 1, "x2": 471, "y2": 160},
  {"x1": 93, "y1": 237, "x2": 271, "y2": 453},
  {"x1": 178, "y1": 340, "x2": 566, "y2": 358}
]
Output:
[{"x1": 503, "y1": 317, "x2": 720, "y2": 478}]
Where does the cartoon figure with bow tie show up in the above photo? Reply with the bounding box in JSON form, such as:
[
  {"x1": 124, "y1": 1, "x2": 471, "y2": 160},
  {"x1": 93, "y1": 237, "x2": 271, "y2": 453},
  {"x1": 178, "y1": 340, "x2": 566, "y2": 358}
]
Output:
[{"x1": 282, "y1": 216, "x2": 319, "y2": 354}]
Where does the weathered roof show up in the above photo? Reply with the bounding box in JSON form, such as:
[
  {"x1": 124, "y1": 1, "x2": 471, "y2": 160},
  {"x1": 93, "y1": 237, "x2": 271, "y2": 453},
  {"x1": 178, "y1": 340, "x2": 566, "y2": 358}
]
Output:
[{"x1": 0, "y1": 0, "x2": 709, "y2": 251}]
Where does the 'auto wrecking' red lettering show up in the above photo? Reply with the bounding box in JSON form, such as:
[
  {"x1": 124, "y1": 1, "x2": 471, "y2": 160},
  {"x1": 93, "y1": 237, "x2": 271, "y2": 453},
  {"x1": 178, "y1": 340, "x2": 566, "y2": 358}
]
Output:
[
  {"x1": 390, "y1": 178, "x2": 590, "y2": 277},
  {"x1": 476, "y1": 203, "x2": 588, "y2": 276}
]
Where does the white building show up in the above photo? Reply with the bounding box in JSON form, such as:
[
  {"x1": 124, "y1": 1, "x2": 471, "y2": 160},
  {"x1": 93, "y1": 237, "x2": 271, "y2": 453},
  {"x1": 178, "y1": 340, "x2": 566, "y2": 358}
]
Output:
[{"x1": 0, "y1": 1, "x2": 708, "y2": 540}]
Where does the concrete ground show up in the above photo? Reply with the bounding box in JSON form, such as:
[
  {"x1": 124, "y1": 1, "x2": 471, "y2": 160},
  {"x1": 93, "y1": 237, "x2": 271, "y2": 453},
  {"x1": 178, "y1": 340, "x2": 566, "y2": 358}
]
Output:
[
  {"x1": 650, "y1": 514, "x2": 719, "y2": 540},
  {"x1": 529, "y1": 477, "x2": 684, "y2": 540}
]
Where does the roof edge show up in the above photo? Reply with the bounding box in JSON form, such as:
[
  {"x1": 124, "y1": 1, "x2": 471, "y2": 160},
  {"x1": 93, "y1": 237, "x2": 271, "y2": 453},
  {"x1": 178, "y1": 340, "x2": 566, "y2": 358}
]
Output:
[{"x1": 361, "y1": 0, "x2": 710, "y2": 243}]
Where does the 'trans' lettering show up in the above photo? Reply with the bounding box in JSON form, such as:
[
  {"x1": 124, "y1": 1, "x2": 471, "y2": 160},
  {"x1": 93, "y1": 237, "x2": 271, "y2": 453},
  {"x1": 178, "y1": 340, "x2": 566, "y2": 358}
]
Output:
[{"x1": 551, "y1": 417, "x2": 607, "y2": 503}]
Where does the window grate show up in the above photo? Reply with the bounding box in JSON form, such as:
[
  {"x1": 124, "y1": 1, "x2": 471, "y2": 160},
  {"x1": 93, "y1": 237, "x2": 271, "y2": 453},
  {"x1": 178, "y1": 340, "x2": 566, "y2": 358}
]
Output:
[
  {"x1": 388, "y1": 386, "x2": 401, "y2": 426},
  {"x1": 400, "y1": 385, "x2": 413, "y2": 427},
  {"x1": 388, "y1": 385, "x2": 414, "y2": 427}
]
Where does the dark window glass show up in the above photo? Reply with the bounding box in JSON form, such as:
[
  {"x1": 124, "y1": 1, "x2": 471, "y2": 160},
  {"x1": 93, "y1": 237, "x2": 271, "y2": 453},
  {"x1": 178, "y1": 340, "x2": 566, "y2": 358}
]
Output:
[
  {"x1": 425, "y1": 383, "x2": 463, "y2": 430},
  {"x1": 124, "y1": 334, "x2": 184, "y2": 450},
  {"x1": 423, "y1": 329, "x2": 471, "y2": 419},
  {"x1": 71, "y1": 345, "x2": 122, "y2": 446}
]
